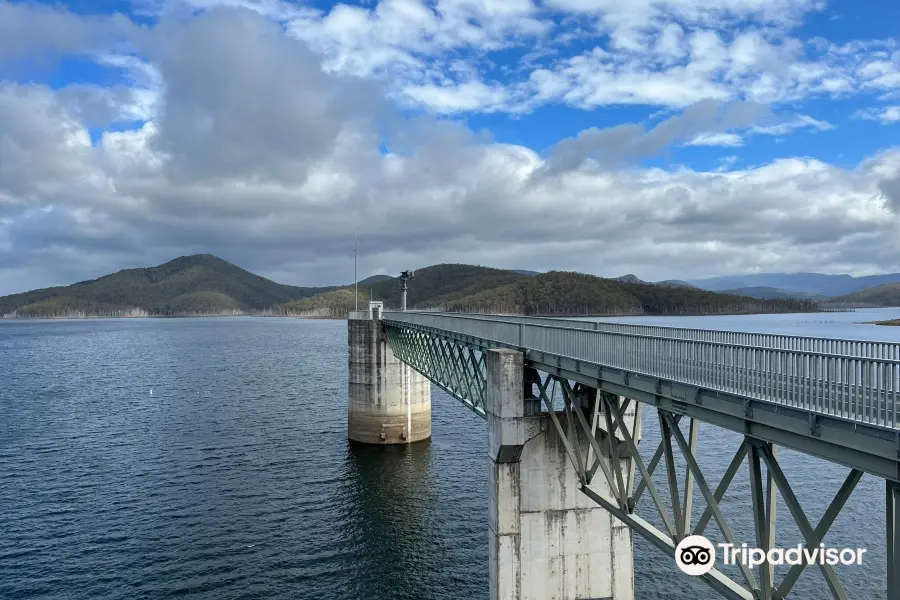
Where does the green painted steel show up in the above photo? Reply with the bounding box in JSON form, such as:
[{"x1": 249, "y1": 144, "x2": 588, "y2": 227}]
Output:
[
  {"x1": 379, "y1": 312, "x2": 900, "y2": 600},
  {"x1": 384, "y1": 325, "x2": 488, "y2": 417}
]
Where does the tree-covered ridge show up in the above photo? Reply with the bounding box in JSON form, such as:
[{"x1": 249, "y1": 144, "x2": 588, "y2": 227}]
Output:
[
  {"x1": 285, "y1": 266, "x2": 819, "y2": 317},
  {"x1": 0, "y1": 254, "x2": 334, "y2": 317},
  {"x1": 832, "y1": 283, "x2": 900, "y2": 306},
  {"x1": 1, "y1": 256, "x2": 820, "y2": 319},
  {"x1": 278, "y1": 288, "x2": 370, "y2": 318},
  {"x1": 426, "y1": 271, "x2": 817, "y2": 316},
  {"x1": 277, "y1": 264, "x2": 522, "y2": 317},
  {"x1": 368, "y1": 263, "x2": 528, "y2": 306}
]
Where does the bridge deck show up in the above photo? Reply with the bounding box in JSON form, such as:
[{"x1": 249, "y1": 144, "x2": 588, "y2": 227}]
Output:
[{"x1": 382, "y1": 311, "x2": 900, "y2": 480}]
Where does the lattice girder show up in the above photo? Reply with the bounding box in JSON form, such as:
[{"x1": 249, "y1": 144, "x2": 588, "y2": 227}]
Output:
[
  {"x1": 384, "y1": 324, "x2": 488, "y2": 416},
  {"x1": 382, "y1": 325, "x2": 867, "y2": 600},
  {"x1": 528, "y1": 370, "x2": 863, "y2": 600}
]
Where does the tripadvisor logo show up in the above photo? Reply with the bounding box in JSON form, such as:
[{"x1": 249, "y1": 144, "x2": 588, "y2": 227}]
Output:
[
  {"x1": 675, "y1": 535, "x2": 866, "y2": 576},
  {"x1": 675, "y1": 535, "x2": 716, "y2": 576}
]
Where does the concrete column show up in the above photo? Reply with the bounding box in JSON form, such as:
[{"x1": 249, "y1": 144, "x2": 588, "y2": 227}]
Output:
[
  {"x1": 888, "y1": 479, "x2": 900, "y2": 599},
  {"x1": 348, "y1": 317, "x2": 431, "y2": 444},
  {"x1": 486, "y1": 348, "x2": 634, "y2": 600}
]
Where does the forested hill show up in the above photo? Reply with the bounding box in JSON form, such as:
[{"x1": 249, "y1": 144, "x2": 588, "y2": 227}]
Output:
[
  {"x1": 831, "y1": 283, "x2": 900, "y2": 307},
  {"x1": 1, "y1": 257, "x2": 820, "y2": 319},
  {"x1": 281, "y1": 264, "x2": 820, "y2": 318},
  {"x1": 0, "y1": 254, "x2": 334, "y2": 317}
]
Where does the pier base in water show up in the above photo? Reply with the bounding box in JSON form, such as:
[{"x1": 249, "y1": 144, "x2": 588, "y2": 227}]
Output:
[
  {"x1": 486, "y1": 348, "x2": 635, "y2": 600},
  {"x1": 347, "y1": 317, "x2": 431, "y2": 444}
]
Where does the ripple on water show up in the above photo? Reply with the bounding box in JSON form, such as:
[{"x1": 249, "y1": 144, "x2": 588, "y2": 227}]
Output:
[{"x1": 0, "y1": 315, "x2": 895, "y2": 599}]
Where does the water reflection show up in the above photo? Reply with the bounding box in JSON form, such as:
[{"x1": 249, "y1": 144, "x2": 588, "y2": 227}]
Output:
[{"x1": 338, "y1": 440, "x2": 451, "y2": 600}]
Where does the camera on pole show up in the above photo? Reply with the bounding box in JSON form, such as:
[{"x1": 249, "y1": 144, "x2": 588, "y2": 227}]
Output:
[{"x1": 400, "y1": 270, "x2": 414, "y2": 312}]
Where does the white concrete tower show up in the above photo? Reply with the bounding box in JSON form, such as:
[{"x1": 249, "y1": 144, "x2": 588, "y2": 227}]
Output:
[{"x1": 347, "y1": 302, "x2": 431, "y2": 444}]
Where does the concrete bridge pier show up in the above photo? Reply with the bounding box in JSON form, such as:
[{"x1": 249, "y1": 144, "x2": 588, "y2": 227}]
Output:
[
  {"x1": 348, "y1": 309, "x2": 431, "y2": 444},
  {"x1": 486, "y1": 348, "x2": 635, "y2": 600}
]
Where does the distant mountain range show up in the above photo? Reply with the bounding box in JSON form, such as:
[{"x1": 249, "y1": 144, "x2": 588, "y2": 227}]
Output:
[
  {"x1": 284, "y1": 264, "x2": 818, "y2": 317},
  {"x1": 0, "y1": 255, "x2": 819, "y2": 318},
  {"x1": 615, "y1": 274, "x2": 697, "y2": 289},
  {"x1": 612, "y1": 271, "x2": 900, "y2": 301},
  {"x1": 688, "y1": 272, "x2": 900, "y2": 297},
  {"x1": 716, "y1": 286, "x2": 827, "y2": 301}
]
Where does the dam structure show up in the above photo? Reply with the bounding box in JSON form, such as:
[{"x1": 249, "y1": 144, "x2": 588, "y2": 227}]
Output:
[
  {"x1": 347, "y1": 306, "x2": 900, "y2": 600},
  {"x1": 347, "y1": 302, "x2": 431, "y2": 444}
]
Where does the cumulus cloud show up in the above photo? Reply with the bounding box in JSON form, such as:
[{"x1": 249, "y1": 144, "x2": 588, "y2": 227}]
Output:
[
  {"x1": 99, "y1": 0, "x2": 900, "y2": 121},
  {"x1": 143, "y1": 9, "x2": 385, "y2": 184},
  {"x1": 250, "y1": 0, "x2": 894, "y2": 116},
  {"x1": 55, "y1": 85, "x2": 156, "y2": 127},
  {"x1": 401, "y1": 80, "x2": 515, "y2": 114},
  {"x1": 856, "y1": 105, "x2": 900, "y2": 124},
  {"x1": 879, "y1": 176, "x2": 900, "y2": 213},
  {"x1": 0, "y1": 84, "x2": 98, "y2": 203},
  {"x1": 1, "y1": 2, "x2": 900, "y2": 295},
  {"x1": 0, "y1": 1, "x2": 136, "y2": 66}
]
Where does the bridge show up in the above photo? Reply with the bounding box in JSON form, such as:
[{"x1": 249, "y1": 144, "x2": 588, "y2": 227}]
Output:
[{"x1": 346, "y1": 305, "x2": 900, "y2": 600}]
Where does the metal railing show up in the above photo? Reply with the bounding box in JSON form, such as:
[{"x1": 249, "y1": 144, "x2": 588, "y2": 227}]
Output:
[
  {"x1": 382, "y1": 312, "x2": 900, "y2": 429},
  {"x1": 411, "y1": 312, "x2": 900, "y2": 361},
  {"x1": 348, "y1": 311, "x2": 371, "y2": 320}
]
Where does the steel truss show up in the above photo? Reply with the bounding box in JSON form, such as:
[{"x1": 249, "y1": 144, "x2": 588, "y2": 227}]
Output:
[
  {"x1": 384, "y1": 325, "x2": 488, "y2": 416},
  {"x1": 382, "y1": 326, "x2": 878, "y2": 600},
  {"x1": 529, "y1": 370, "x2": 864, "y2": 600}
]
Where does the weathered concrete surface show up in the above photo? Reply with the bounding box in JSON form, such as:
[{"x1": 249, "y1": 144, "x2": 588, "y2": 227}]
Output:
[
  {"x1": 348, "y1": 318, "x2": 431, "y2": 444},
  {"x1": 486, "y1": 348, "x2": 635, "y2": 600}
]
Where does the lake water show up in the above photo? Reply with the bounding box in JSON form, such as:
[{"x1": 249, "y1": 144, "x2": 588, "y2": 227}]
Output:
[{"x1": 1, "y1": 308, "x2": 899, "y2": 600}]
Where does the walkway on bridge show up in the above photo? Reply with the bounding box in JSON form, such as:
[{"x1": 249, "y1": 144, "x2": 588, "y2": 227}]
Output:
[
  {"x1": 384, "y1": 311, "x2": 900, "y2": 478},
  {"x1": 375, "y1": 310, "x2": 900, "y2": 600}
]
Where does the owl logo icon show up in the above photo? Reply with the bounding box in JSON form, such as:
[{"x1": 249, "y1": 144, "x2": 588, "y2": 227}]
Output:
[{"x1": 675, "y1": 535, "x2": 716, "y2": 576}]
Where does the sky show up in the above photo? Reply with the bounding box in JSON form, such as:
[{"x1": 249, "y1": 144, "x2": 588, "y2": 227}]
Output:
[{"x1": 1, "y1": 0, "x2": 900, "y2": 294}]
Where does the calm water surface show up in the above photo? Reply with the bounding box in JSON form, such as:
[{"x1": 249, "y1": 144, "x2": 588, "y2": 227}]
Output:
[{"x1": 1, "y1": 308, "x2": 899, "y2": 599}]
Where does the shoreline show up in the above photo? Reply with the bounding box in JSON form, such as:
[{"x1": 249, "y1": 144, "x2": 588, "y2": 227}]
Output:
[
  {"x1": 2, "y1": 307, "x2": 846, "y2": 322},
  {"x1": 871, "y1": 319, "x2": 900, "y2": 326}
]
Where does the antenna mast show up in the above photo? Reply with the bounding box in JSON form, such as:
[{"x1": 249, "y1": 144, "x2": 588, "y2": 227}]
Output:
[{"x1": 354, "y1": 235, "x2": 358, "y2": 312}]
